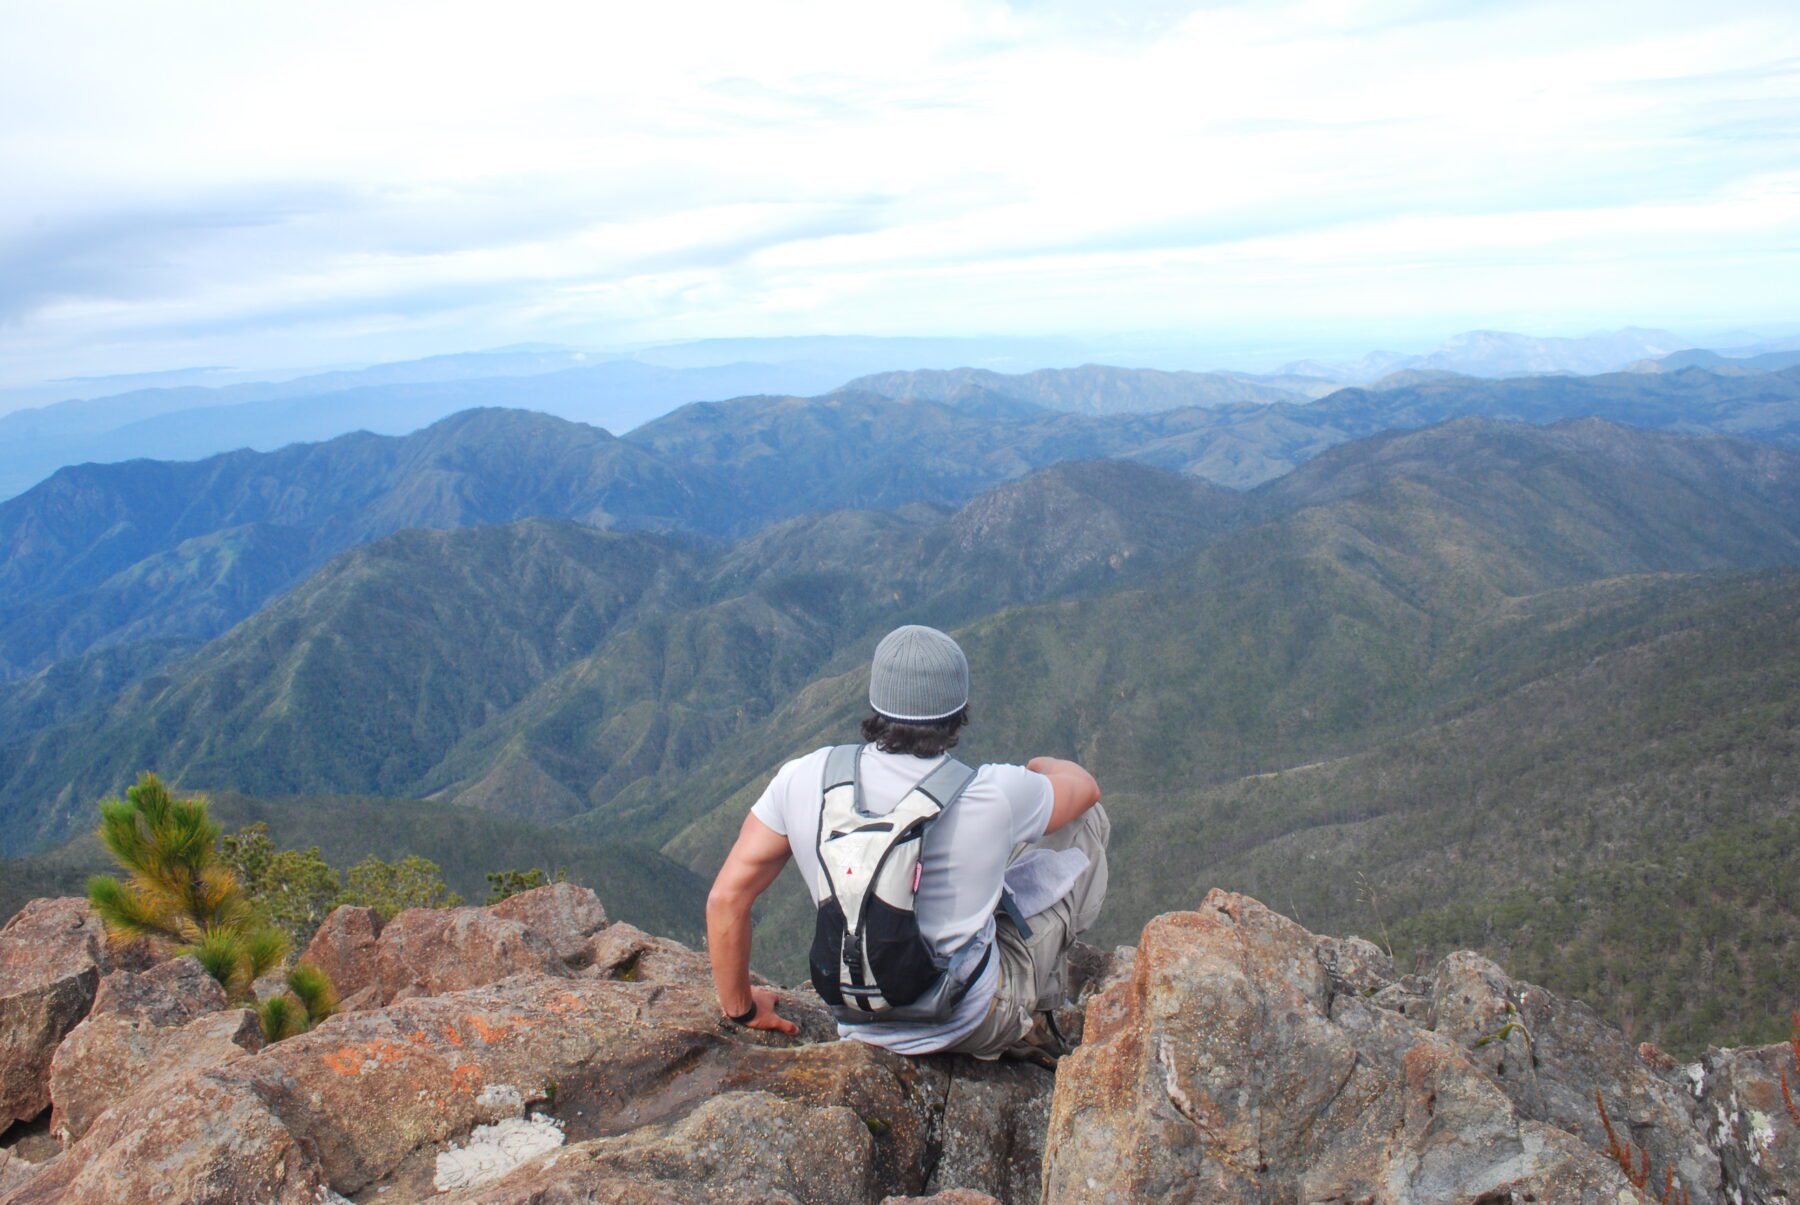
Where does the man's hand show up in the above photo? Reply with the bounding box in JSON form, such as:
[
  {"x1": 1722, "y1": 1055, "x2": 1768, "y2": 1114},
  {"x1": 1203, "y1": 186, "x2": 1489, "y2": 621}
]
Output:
[
  {"x1": 727, "y1": 985, "x2": 800, "y2": 1035},
  {"x1": 1029, "y1": 756, "x2": 1101, "y2": 833}
]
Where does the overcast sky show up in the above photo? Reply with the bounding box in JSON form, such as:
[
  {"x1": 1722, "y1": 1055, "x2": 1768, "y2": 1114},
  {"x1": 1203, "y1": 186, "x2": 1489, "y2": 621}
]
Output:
[{"x1": 1, "y1": 0, "x2": 1796, "y2": 388}]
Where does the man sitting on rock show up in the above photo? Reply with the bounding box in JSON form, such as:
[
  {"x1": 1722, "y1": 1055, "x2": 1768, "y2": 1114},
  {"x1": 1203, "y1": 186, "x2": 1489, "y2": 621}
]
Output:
[{"x1": 706, "y1": 624, "x2": 1108, "y2": 1060}]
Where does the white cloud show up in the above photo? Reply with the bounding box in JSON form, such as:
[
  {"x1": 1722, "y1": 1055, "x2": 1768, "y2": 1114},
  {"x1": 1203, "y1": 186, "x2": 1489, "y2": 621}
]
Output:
[{"x1": 0, "y1": 0, "x2": 1795, "y2": 384}]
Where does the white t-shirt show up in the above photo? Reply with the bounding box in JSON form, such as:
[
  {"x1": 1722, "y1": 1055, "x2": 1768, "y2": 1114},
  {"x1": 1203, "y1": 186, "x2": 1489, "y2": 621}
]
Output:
[{"x1": 750, "y1": 744, "x2": 1055, "y2": 1053}]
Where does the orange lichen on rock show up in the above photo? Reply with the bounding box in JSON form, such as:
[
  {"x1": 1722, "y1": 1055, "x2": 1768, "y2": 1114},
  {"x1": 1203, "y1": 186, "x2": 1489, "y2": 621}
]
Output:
[{"x1": 323, "y1": 1038, "x2": 419, "y2": 1077}]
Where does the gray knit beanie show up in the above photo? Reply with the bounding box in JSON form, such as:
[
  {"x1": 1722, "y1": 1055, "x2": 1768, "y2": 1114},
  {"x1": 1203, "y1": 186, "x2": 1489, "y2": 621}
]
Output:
[{"x1": 868, "y1": 625, "x2": 970, "y2": 722}]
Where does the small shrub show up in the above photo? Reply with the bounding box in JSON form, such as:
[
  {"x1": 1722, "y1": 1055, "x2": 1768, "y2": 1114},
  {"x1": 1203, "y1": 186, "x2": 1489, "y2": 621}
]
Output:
[
  {"x1": 84, "y1": 774, "x2": 337, "y2": 1041},
  {"x1": 485, "y1": 867, "x2": 567, "y2": 904},
  {"x1": 221, "y1": 823, "x2": 342, "y2": 948},
  {"x1": 339, "y1": 854, "x2": 461, "y2": 919},
  {"x1": 258, "y1": 962, "x2": 339, "y2": 1042},
  {"x1": 86, "y1": 773, "x2": 289, "y2": 994}
]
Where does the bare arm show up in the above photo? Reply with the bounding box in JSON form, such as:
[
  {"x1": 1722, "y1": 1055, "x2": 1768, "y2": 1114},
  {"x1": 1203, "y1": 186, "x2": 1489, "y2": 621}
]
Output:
[
  {"x1": 1028, "y1": 756, "x2": 1101, "y2": 833},
  {"x1": 705, "y1": 813, "x2": 799, "y2": 1034}
]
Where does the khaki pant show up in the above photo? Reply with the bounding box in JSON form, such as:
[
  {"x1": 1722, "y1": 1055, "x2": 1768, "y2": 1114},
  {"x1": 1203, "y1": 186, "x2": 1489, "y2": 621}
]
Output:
[{"x1": 946, "y1": 802, "x2": 1111, "y2": 1060}]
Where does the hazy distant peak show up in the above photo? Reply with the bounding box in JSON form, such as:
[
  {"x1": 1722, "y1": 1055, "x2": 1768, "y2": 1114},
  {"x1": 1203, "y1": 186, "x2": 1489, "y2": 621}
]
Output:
[
  {"x1": 415, "y1": 405, "x2": 616, "y2": 440},
  {"x1": 845, "y1": 363, "x2": 1307, "y2": 416},
  {"x1": 1366, "y1": 369, "x2": 1469, "y2": 390},
  {"x1": 1283, "y1": 327, "x2": 1693, "y2": 384}
]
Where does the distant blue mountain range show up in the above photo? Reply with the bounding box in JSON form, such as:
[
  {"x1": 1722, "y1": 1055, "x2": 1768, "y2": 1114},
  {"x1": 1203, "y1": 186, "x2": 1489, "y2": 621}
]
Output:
[{"x1": 8, "y1": 328, "x2": 1797, "y2": 502}]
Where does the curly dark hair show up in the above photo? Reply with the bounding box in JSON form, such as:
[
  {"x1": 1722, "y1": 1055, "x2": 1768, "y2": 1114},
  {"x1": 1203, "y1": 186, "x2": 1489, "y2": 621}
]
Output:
[{"x1": 859, "y1": 706, "x2": 970, "y2": 758}]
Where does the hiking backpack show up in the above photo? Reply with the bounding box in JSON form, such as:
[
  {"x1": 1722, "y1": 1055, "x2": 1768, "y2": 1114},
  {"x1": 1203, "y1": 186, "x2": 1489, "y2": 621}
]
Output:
[{"x1": 808, "y1": 743, "x2": 989, "y2": 1024}]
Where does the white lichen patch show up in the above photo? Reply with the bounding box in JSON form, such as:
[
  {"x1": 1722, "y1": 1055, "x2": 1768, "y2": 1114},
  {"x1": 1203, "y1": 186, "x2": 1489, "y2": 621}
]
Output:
[
  {"x1": 1747, "y1": 1108, "x2": 1777, "y2": 1154},
  {"x1": 433, "y1": 1113, "x2": 565, "y2": 1192}
]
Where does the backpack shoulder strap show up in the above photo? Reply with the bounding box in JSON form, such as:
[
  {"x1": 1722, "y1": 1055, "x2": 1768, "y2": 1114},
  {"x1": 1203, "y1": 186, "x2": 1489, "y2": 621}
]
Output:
[
  {"x1": 822, "y1": 743, "x2": 862, "y2": 804},
  {"x1": 817, "y1": 744, "x2": 866, "y2": 885},
  {"x1": 908, "y1": 755, "x2": 976, "y2": 812}
]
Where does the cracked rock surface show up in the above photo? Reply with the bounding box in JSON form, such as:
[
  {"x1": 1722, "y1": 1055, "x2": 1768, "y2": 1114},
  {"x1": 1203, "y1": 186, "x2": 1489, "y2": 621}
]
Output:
[
  {"x1": 1043, "y1": 889, "x2": 1785, "y2": 1204},
  {"x1": 0, "y1": 883, "x2": 1051, "y2": 1204},
  {"x1": 1, "y1": 882, "x2": 1794, "y2": 1203},
  {"x1": 0, "y1": 899, "x2": 154, "y2": 1138}
]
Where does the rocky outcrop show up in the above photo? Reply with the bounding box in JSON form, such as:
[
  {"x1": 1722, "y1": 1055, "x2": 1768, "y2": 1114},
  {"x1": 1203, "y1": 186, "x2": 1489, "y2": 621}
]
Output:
[
  {"x1": 2, "y1": 885, "x2": 1794, "y2": 1204},
  {"x1": 0, "y1": 894, "x2": 1051, "y2": 1204},
  {"x1": 433, "y1": 1090, "x2": 878, "y2": 1203},
  {"x1": 1048, "y1": 891, "x2": 1653, "y2": 1202},
  {"x1": 4, "y1": 1059, "x2": 338, "y2": 1204},
  {"x1": 0, "y1": 899, "x2": 148, "y2": 1136},
  {"x1": 488, "y1": 881, "x2": 609, "y2": 964},
  {"x1": 297, "y1": 904, "x2": 384, "y2": 1009},
  {"x1": 301, "y1": 884, "x2": 613, "y2": 1009},
  {"x1": 1698, "y1": 1038, "x2": 1800, "y2": 1202},
  {"x1": 47, "y1": 958, "x2": 260, "y2": 1142},
  {"x1": 371, "y1": 907, "x2": 566, "y2": 1003},
  {"x1": 1429, "y1": 949, "x2": 1720, "y2": 1197}
]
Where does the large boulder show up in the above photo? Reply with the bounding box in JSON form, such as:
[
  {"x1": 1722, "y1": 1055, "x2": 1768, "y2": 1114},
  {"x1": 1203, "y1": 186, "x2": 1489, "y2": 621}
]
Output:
[
  {"x1": 297, "y1": 904, "x2": 384, "y2": 1006},
  {"x1": 0, "y1": 899, "x2": 146, "y2": 1136},
  {"x1": 1429, "y1": 949, "x2": 1720, "y2": 1200},
  {"x1": 1697, "y1": 1038, "x2": 1800, "y2": 1202},
  {"x1": 370, "y1": 906, "x2": 567, "y2": 1004},
  {"x1": 304, "y1": 892, "x2": 610, "y2": 1010},
  {"x1": 2, "y1": 1063, "x2": 335, "y2": 1205},
  {"x1": 48, "y1": 957, "x2": 260, "y2": 1142},
  {"x1": 1043, "y1": 890, "x2": 1640, "y2": 1203},
  {"x1": 924, "y1": 1058, "x2": 1051, "y2": 1203},
  {"x1": 1314, "y1": 932, "x2": 1400, "y2": 997},
  {"x1": 488, "y1": 882, "x2": 609, "y2": 964},
  {"x1": 84, "y1": 954, "x2": 226, "y2": 1023}
]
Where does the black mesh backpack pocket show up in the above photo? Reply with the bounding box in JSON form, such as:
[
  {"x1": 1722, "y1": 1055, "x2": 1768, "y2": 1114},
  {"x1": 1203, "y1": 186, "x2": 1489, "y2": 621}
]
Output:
[
  {"x1": 809, "y1": 897, "x2": 848, "y2": 1007},
  {"x1": 863, "y1": 894, "x2": 939, "y2": 1007}
]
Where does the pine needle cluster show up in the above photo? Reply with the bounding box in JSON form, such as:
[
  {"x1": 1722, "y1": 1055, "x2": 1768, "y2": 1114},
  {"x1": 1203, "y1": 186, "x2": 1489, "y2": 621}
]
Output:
[
  {"x1": 86, "y1": 772, "x2": 336, "y2": 1041},
  {"x1": 258, "y1": 963, "x2": 339, "y2": 1041}
]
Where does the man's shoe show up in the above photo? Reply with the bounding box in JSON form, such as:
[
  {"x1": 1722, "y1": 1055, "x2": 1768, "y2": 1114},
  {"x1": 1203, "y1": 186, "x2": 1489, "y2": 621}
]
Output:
[{"x1": 1008, "y1": 1010, "x2": 1070, "y2": 1068}]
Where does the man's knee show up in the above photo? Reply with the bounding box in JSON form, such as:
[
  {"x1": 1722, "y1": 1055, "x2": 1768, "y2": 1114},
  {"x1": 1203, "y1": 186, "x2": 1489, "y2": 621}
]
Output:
[
  {"x1": 1068, "y1": 802, "x2": 1109, "y2": 934},
  {"x1": 1071, "y1": 801, "x2": 1111, "y2": 860}
]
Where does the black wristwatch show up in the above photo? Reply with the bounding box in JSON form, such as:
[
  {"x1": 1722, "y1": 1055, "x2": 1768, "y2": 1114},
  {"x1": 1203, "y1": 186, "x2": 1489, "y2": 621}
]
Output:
[{"x1": 725, "y1": 1001, "x2": 759, "y2": 1026}]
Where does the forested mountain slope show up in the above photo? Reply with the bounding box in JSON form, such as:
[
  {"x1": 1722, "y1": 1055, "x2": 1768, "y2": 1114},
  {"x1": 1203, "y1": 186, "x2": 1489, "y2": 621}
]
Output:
[
  {"x1": 0, "y1": 459, "x2": 1239, "y2": 851},
  {"x1": 0, "y1": 409, "x2": 719, "y2": 678},
  {"x1": 6, "y1": 367, "x2": 1796, "y2": 683},
  {"x1": 617, "y1": 428, "x2": 1800, "y2": 1052}
]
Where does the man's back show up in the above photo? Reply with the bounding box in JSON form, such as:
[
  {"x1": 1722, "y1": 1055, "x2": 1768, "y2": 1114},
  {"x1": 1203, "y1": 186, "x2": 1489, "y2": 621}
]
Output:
[
  {"x1": 750, "y1": 743, "x2": 1054, "y2": 1052},
  {"x1": 705, "y1": 624, "x2": 1105, "y2": 1061}
]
